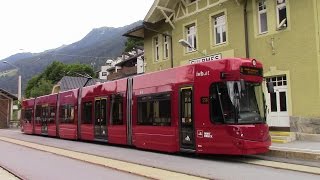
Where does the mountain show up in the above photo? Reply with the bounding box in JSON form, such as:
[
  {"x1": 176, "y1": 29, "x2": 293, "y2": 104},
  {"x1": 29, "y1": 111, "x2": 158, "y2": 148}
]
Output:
[{"x1": 0, "y1": 21, "x2": 142, "y2": 95}]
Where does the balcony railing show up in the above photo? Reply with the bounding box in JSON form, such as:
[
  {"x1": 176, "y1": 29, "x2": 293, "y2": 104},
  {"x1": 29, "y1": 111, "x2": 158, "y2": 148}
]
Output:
[{"x1": 107, "y1": 66, "x2": 137, "y2": 80}]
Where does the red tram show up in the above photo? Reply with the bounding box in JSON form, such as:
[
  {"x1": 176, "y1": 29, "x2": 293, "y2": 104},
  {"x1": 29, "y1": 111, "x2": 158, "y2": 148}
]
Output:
[{"x1": 21, "y1": 58, "x2": 271, "y2": 155}]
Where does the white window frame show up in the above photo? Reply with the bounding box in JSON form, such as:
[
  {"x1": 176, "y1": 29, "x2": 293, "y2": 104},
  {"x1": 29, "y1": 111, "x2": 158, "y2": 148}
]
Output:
[
  {"x1": 153, "y1": 36, "x2": 159, "y2": 61},
  {"x1": 186, "y1": 24, "x2": 197, "y2": 53},
  {"x1": 163, "y1": 35, "x2": 170, "y2": 59},
  {"x1": 213, "y1": 13, "x2": 226, "y2": 45},
  {"x1": 276, "y1": 0, "x2": 287, "y2": 29},
  {"x1": 258, "y1": 0, "x2": 268, "y2": 34}
]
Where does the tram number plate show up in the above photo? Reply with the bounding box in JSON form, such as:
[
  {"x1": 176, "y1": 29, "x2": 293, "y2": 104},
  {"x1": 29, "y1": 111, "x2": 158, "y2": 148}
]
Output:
[{"x1": 201, "y1": 97, "x2": 209, "y2": 104}]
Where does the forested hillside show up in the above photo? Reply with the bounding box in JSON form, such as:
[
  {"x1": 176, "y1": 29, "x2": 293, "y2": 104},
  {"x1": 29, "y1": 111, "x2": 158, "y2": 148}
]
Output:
[{"x1": 0, "y1": 21, "x2": 142, "y2": 95}]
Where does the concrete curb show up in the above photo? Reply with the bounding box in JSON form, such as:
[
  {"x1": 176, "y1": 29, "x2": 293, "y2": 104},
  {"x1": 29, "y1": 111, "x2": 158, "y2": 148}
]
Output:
[{"x1": 266, "y1": 147, "x2": 320, "y2": 161}]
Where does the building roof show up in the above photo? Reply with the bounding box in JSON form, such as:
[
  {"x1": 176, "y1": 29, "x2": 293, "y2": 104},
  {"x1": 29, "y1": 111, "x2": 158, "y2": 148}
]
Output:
[
  {"x1": 115, "y1": 52, "x2": 144, "y2": 66},
  {"x1": 123, "y1": 21, "x2": 171, "y2": 39},
  {"x1": 144, "y1": 0, "x2": 180, "y2": 23},
  {"x1": 107, "y1": 66, "x2": 116, "y2": 71},
  {"x1": 123, "y1": 24, "x2": 145, "y2": 38},
  {"x1": 144, "y1": 0, "x2": 234, "y2": 29},
  {"x1": 0, "y1": 88, "x2": 18, "y2": 100},
  {"x1": 59, "y1": 76, "x2": 107, "y2": 91}
]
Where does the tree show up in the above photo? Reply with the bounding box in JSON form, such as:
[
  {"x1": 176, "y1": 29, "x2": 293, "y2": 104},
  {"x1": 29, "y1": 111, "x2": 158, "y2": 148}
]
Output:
[
  {"x1": 29, "y1": 79, "x2": 53, "y2": 98},
  {"x1": 25, "y1": 61, "x2": 95, "y2": 98},
  {"x1": 43, "y1": 61, "x2": 66, "y2": 84},
  {"x1": 66, "y1": 63, "x2": 95, "y2": 78},
  {"x1": 25, "y1": 75, "x2": 41, "y2": 98},
  {"x1": 124, "y1": 37, "x2": 143, "y2": 52}
]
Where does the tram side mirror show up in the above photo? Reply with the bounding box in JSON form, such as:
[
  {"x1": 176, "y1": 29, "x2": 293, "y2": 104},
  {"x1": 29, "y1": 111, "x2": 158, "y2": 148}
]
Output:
[
  {"x1": 240, "y1": 79, "x2": 246, "y2": 91},
  {"x1": 267, "y1": 82, "x2": 274, "y2": 93}
]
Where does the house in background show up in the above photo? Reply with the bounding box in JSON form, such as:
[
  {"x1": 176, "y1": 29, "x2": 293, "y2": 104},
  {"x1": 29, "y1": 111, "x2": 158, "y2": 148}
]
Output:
[
  {"x1": 52, "y1": 76, "x2": 106, "y2": 93},
  {"x1": 125, "y1": 0, "x2": 320, "y2": 142},
  {"x1": 0, "y1": 88, "x2": 17, "y2": 128},
  {"x1": 99, "y1": 47, "x2": 144, "y2": 81}
]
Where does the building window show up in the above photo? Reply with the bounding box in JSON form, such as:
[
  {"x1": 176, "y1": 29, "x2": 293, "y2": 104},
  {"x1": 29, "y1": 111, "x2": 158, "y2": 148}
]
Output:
[
  {"x1": 137, "y1": 93, "x2": 171, "y2": 126},
  {"x1": 153, "y1": 36, "x2": 159, "y2": 61},
  {"x1": 213, "y1": 13, "x2": 226, "y2": 45},
  {"x1": 82, "y1": 102, "x2": 92, "y2": 124},
  {"x1": 186, "y1": 24, "x2": 197, "y2": 52},
  {"x1": 163, "y1": 35, "x2": 170, "y2": 59},
  {"x1": 110, "y1": 94, "x2": 123, "y2": 125},
  {"x1": 266, "y1": 75, "x2": 287, "y2": 87},
  {"x1": 60, "y1": 105, "x2": 74, "y2": 124},
  {"x1": 258, "y1": 0, "x2": 268, "y2": 34},
  {"x1": 276, "y1": 0, "x2": 288, "y2": 29}
]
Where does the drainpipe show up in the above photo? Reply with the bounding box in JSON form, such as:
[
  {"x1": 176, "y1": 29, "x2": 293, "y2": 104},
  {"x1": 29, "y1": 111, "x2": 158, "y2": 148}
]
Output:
[
  {"x1": 244, "y1": 0, "x2": 250, "y2": 58},
  {"x1": 169, "y1": 35, "x2": 174, "y2": 68}
]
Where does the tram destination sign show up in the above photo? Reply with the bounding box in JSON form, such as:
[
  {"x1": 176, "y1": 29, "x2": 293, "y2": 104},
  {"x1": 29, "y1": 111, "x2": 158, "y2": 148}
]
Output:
[
  {"x1": 240, "y1": 66, "x2": 263, "y2": 76},
  {"x1": 189, "y1": 53, "x2": 222, "y2": 64}
]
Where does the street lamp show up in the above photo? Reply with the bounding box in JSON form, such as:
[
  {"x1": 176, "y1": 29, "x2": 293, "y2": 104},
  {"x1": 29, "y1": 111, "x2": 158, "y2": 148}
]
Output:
[
  {"x1": 178, "y1": 39, "x2": 206, "y2": 56},
  {"x1": 3, "y1": 61, "x2": 22, "y2": 120}
]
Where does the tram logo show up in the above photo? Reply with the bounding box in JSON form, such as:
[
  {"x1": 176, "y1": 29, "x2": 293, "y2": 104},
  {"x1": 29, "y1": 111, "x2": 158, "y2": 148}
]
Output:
[
  {"x1": 196, "y1": 71, "x2": 210, "y2": 77},
  {"x1": 204, "y1": 132, "x2": 213, "y2": 138},
  {"x1": 197, "y1": 130, "x2": 203, "y2": 138}
]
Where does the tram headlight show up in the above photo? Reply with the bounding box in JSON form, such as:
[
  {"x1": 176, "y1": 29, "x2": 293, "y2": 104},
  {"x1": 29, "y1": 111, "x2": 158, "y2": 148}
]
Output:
[
  {"x1": 252, "y1": 59, "x2": 257, "y2": 67},
  {"x1": 233, "y1": 127, "x2": 244, "y2": 137}
]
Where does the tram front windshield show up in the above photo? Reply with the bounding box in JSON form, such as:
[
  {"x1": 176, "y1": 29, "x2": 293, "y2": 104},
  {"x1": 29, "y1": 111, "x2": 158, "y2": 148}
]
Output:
[{"x1": 210, "y1": 81, "x2": 264, "y2": 124}]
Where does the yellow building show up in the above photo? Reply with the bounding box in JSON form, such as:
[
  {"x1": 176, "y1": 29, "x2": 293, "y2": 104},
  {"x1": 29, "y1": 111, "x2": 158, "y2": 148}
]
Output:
[{"x1": 126, "y1": 0, "x2": 320, "y2": 141}]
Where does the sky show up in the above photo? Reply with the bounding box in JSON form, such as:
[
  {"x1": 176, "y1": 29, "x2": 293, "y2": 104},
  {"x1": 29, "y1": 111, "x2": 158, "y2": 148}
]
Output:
[{"x1": 0, "y1": 0, "x2": 154, "y2": 60}]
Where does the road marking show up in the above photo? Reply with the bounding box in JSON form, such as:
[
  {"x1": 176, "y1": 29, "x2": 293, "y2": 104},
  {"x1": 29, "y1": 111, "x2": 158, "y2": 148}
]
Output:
[
  {"x1": 240, "y1": 158, "x2": 320, "y2": 175},
  {"x1": 0, "y1": 167, "x2": 19, "y2": 180},
  {"x1": 0, "y1": 136, "x2": 207, "y2": 180}
]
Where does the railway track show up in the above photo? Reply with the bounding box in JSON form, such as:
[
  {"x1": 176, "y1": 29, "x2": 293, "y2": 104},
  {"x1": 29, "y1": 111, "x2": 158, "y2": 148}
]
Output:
[{"x1": 0, "y1": 132, "x2": 319, "y2": 179}]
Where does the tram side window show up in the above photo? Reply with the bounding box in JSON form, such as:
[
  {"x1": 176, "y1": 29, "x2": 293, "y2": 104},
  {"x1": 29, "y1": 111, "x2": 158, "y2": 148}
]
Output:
[
  {"x1": 210, "y1": 83, "x2": 236, "y2": 123},
  {"x1": 22, "y1": 109, "x2": 25, "y2": 122},
  {"x1": 60, "y1": 105, "x2": 75, "y2": 124},
  {"x1": 35, "y1": 105, "x2": 42, "y2": 125},
  {"x1": 82, "y1": 102, "x2": 93, "y2": 124},
  {"x1": 48, "y1": 106, "x2": 56, "y2": 124},
  {"x1": 23, "y1": 109, "x2": 32, "y2": 123},
  {"x1": 41, "y1": 107, "x2": 47, "y2": 121},
  {"x1": 210, "y1": 83, "x2": 225, "y2": 123},
  {"x1": 111, "y1": 95, "x2": 123, "y2": 125},
  {"x1": 137, "y1": 93, "x2": 171, "y2": 126}
]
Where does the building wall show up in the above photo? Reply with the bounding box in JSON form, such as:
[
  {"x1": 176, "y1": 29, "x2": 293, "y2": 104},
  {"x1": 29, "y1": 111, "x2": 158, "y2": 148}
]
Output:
[
  {"x1": 145, "y1": 0, "x2": 247, "y2": 71},
  {"x1": 144, "y1": 22, "x2": 173, "y2": 72},
  {"x1": 249, "y1": 0, "x2": 320, "y2": 118},
  {"x1": 143, "y1": 0, "x2": 320, "y2": 135},
  {"x1": 0, "y1": 99, "x2": 10, "y2": 128}
]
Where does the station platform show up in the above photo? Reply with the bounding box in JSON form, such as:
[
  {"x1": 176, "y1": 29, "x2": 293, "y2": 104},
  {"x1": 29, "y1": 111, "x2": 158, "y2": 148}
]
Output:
[{"x1": 258, "y1": 141, "x2": 320, "y2": 166}]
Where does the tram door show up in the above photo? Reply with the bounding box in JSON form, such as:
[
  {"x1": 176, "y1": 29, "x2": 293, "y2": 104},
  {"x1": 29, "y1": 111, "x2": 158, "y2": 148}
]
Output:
[
  {"x1": 94, "y1": 98, "x2": 108, "y2": 140},
  {"x1": 179, "y1": 87, "x2": 195, "y2": 151},
  {"x1": 41, "y1": 106, "x2": 48, "y2": 135}
]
